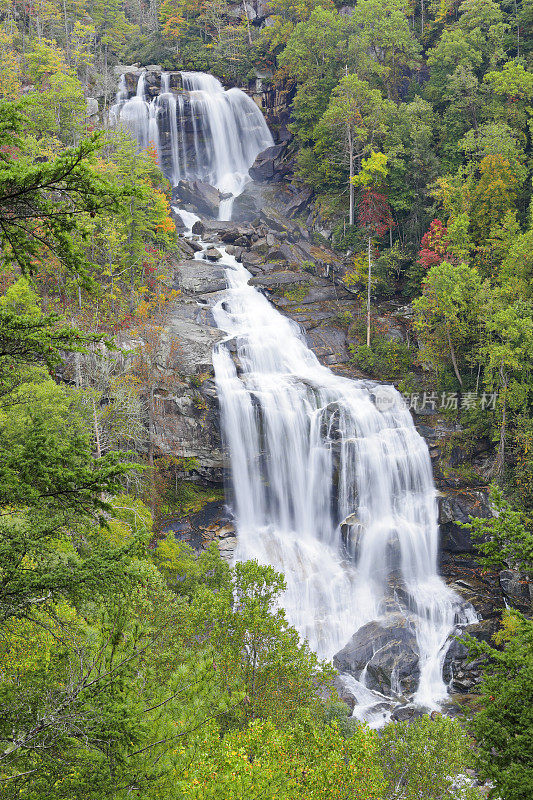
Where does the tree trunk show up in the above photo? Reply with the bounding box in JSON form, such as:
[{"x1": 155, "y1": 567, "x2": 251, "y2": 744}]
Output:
[
  {"x1": 92, "y1": 396, "x2": 102, "y2": 459},
  {"x1": 366, "y1": 236, "x2": 372, "y2": 347},
  {"x1": 494, "y1": 367, "x2": 508, "y2": 479},
  {"x1": 243, "y1": 1, "x2": 253, "y2": 45},
  {"x1": 103, "y1": 44, "x2": 108, "y2": 111},
  {"x1": 62, "y1": 0, "x2": 70, "y2": 60},
  {"x1": 446, "y1": 326, "x2": 463, "y2": 387},
  {"x1": 149, "y1": 386, "x2": 157, "y2": 523},
  {"x1": 348, "y1": 125, "x2": 354, "y2": 226}
]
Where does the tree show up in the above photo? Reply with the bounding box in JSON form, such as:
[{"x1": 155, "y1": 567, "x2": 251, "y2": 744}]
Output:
[
  {"x1": 195, "y1": 560, "x2": 334, "y2": 728},
  {"x1": 0, "y1": 277, "x2": 100, "y2": 394},
  {"x1": 470, "y1": 154, "x2": 521, "y2": 243},
  {"x1": 385, "y1": 96, "x2": 440, "y2": 251},
  {"x1": 0, "y1": 23, "x2": 21, "y2": 100},
  {"x1": 379, "y1": 714, "x2": 479, "y2": 800},
  {"x1": 313, "y1": 76, "x2": 391, "y2": 224},
  {"x1": 352, "y1": 151, "x2": 394, "y2": 345},
  {"x1": 278, "y1": 6, "x2": 345, "y2": 85},
  {"x1": 466, "y1": 612, "x2": 533, "y2": 800},
  {"x1": 259, "y1": 0, "x2": 336, "y2": 53},
  {"x1": 417, "y1": 219, "x2": 454, "y2": 271},
  {"x1": 484, "y1": 59, "x2": 533, "y2": 134},
  {"x1": 479, "y1": 299, "x2": 533, "y2": 477},
  {"x1": 413, "y1": 260, "x2": 485, "y2": 386},
  {"x1": 96, "y1": 131, "x2": 176, "y2": 313},
  {"x1": 173, "y1": 715, "x2": 385, "y2": 800},
  {"x1": 347, "y1": 0, "x2": 421, "y2": 100},
  {"x1": 0, "y1": 280, "x2": 136, "y2": 623},
  {"x1": 463, "y1": 485, "x2": 533, "y2": 575},
  {"x1": 0, "y1": 102, "x2": 136, "y2": 284}
]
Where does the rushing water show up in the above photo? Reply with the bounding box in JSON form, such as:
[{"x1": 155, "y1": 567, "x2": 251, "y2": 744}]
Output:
[
  {"x1": 113, "y1": 69, "x2": 473, "y2": 721},
  {"x1": 110, "y1": 70, "x2": 273, "y2": 214},
  {"x1": 174, "y1": 211, "x2": 474, "y2": 723}
]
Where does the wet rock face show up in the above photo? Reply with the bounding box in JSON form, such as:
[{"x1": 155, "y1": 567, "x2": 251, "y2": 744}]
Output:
[
  {"x1": 249, "y1": 144, "x2": 287, "y2": 181},
  {"x1": 333, "y1": 614, "x2": 420, "y2": 696},
  {"x1": 173, "y1": 180, "x2": 230, "y2": 218},
  {"x1": 113, "y1": 65, "x2": 182, "y2": 96},
  {"x1": 498, "y1": 569, "x2": 532, "y2": 611},
  {"x1": 173, "y1": 259, "x2": 227, "y2": 294},
  {"x1": 438, "y1": 492, "x2": 492, "y2": 554}
]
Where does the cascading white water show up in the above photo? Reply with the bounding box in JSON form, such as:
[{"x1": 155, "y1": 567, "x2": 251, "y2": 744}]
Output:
[
  {"x1": 110, "y1": 71, "x2": 273, "y2": 217},
  {"x1": 172, "y1": 207, "x2": 474, "y2": 722},
  {"x1": 116, "y1": 74, "x2": 128, "y2": 104},
  {"x1": 210, "y1": 259, "x2": 473, "y2": 717}
]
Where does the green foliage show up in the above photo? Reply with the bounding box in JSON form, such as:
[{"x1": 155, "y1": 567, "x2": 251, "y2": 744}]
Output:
[
  {"x1": 466, "y1": 612, "x2": 533, "y2": 800},
  {"x1": 173, "y1": 714, "x2": 385, "y2": 800},
  {"x1": 281, "y1": 281, "x2": 310, "y2": 301},
  {"x1": 463, "y1": 486, "x2": 533, "y2": 574},
  {"x1": 413, "y1": 260, "x2": 485, "y2": 386},
  {"x1": 347, "y1": 0, "x2": 421, "y2": 100},
  {"x1": 1, "y1": 2, "x2": 533, "y2": 797},
  {"x1": 153, "y1": 537, "x2": 230, "y2": 597},
  {"x1": 349, "y1": 337, "x2": 415, "y2": 380},
  {"x1": 196, "y1": 559, "x2": 335, "y2": 728},
  {"x1": 379, "y1": 714, "x2": 480, "y2": 800},
  {"x1": 0, "y1": 278, "x2": 101, "y2": 393},
  {"x1": 0, "y1": 103, "x2": 136, "y2": 284}
]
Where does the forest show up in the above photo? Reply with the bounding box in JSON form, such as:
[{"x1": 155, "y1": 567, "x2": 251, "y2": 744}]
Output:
[{"x1": 0, "y1": 0, "x2": 532, "y2": 798}]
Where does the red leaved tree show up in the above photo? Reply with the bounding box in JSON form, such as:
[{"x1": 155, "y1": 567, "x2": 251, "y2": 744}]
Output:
[{"x1": 417, "y1": 219, "x2": 455, "y2": 270}]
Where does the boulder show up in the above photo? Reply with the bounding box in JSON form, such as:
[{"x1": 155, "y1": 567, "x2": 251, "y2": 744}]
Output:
[
  {"x1": 391, "y1": 704, "x2": 425, "y2": 722},
  {"x1": 285, "y1": 185, "x2": 313, "y2": 217},
  {"x1": 175, "y1": 238, "x2": 198, "y2": 259},
  {"x1": 251, "y1": 238, "x2": 269, "y2": 255},
  {"x1": 204, "y1": 247, "x2": 222, "y2": 261},
  {"x1": 188, "y1": 238, "x2": 204, "y2": 253},
  {"x1": 173, "y1": 180, "x2": 230, "y2": 218},
  {"x1": 113, "y1": 64, "x2": 141, "y2": 78},
  {"x1": 173, "y1": 260, "x2": 227, "y2": 294},
  {"x1": 86, "y1": 97, "x2": 99, "y2": 118},
  {"x1": 259, "y1": 210, "x2": 289, "y2": 233},
  {"x1": 231, "y1": 191, "x2": 261, "y2": 222},
  {"x1": 267, "y1": 242, "x2": 303, "y2": 264},
  {"x1": 170, "y1": 207, "x2": 186, "y2": 230},
  {"x1": 249, "y1": 144, "x2": 286, "y2": 181},
  {"x1": 334, "y1": 614, "x2": 420, "y2": 695},
  {"x1": 249, "y1": 270, "x2": 310, "y2": 289}
]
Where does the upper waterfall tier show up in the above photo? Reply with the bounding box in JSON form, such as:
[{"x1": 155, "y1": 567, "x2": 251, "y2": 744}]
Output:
[{"x1": 110, "y1": 71, "x2": 273, "y2": 198}]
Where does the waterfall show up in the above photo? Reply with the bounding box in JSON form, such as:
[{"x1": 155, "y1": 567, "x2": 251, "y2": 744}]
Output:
[
  {"x1": 210, "y1": 260, "x2": 473, "y2": 719},
  {"x1": 110, "y1": 70, "x2": 273, "y2": 207},
  {"x1": 136, "y1": 71, "x2": 146, "y2": 98},
  {"x1": 116, "y1": 74, "x2": 128, "y2": 104},
  {"x1": 113, "y1": 66, "x2": 474, "y2": 721}
]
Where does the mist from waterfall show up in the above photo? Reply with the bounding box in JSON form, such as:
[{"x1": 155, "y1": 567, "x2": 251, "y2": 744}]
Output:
[{"x1": 110, "y1": 71, "x2": 273, "y2": 205}]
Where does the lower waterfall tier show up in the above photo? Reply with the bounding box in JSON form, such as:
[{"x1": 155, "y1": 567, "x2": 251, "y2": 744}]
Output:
[{"x1": 175, "y1": 209, "x2": 476, "y2": 725}]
